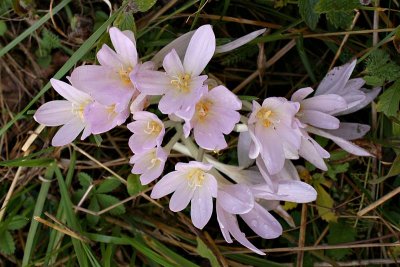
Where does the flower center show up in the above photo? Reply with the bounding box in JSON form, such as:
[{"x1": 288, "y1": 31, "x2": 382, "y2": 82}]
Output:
[
  {"x1": 144, "y1": 120, "x2": 162, "y2": 136},
  {"x1": 170, "y1": 74, "x2": 191, "y2": 93},
  {"x1": 72, "y1": 101, "x2": 91, "y2": 121},
  {"x1": 187, "y1": 168, "x2": 206, "y2": 187},
  {"x1": 106, "y1": 104, "x2": 117, "y2": 118},
  {"x1": 147, "y1": 151, "x2": 160, "y2": 170},
  {"x1": 119, "y1": 66, "x2": 133, "y2": 86},
  {"x1": 195, "y1": 99, "x2": 213, "y2": 121},
  {"x1": 256, "y1": 107, "x2": 274, "y2": 128}
]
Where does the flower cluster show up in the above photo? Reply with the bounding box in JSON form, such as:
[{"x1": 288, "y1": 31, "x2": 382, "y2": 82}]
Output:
[{"x1": 34, "y1": 25, "x2": 379, "y2": 254}]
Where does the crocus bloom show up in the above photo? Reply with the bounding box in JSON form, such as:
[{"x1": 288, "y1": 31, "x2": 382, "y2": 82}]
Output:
[
  {"x1": 151, "y1": 161, "x2": 217, "y2": 229},
  {"x1": 314, "y1": 59, "x2": 381, "y2": 116},
  {"x1": 183, "y1": 85, "x2": 242, "y2": 150},
  {"x1": 135, "y1": 25, "x2": 215, "y2": 119},
  {"x1": 34, "y1": 78, "x2": 92, "y2": 146},
  {"x1": 70, "y1": 27, "x2": 145, "y2": 112},
  {"x1": 130, "y1": 147, "x2": 168, "y2": 185},
  {"x1": 127, "y1": 111, "x2": 165, "y2": 154},
  {"x1": 248, "y1": 97, "x2": 301, "y2": 175}
]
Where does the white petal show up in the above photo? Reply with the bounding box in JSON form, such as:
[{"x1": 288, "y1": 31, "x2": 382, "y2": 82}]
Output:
[
  {"x1": 301, "y1": 94, "x2": 347, "y2": 114},
  {"x1": 325, "y1": 122, "x2": 370, "y2": 140},
  {"x1": 97, "y1": 44, "x2": 123, "y2": 69},
  {"x1": 334, "y1": 87, "x2": 381, "y2": 116},
  {"x1": 300, "y1": 110, "x2": 340, "y2": 130},
  {"x1": 163, "y1": 49, "x2": 184, "y2": 77},
  {"x1": 218, "y1": 184, "x2": 254, "y2": 214},
  {"x1": 215, "y1": 29, "x2": 266, "y2": 54},
  {"x1": 34, "y1": 100, "x2": 74, "y2": 126},
  {"x1": 238, "y1": 131, "x2": 255, "y2": 167},
  {"x1": 191, "y1": 187, "x2": 213, "y2": 229},
  {"x1": 299, "y1": 136, "x2": 328, "y2": 171},
  {"x1": 51, "y1": 117, "x2": 85, "y2": 146},
  {"x1": 109, "y1": 27, "x2": 138, "y2": 67},
  {"x1": 150, "y1": 172, "x2": 184, "y2": 199},
  {"x1": 50, "y1": 78, "x2": 91, "y2": 104},
  {"x1": 169, "y1": 183, "x2": 195, "y2": 212},
  {"x1": 135, "y1": 70, "x2": 171, "y2": 95},
  {"x1": 276, "y1": 181, "x2": 317, "y2": 203},
  {"x1": 183, "y1": 25, "x2": 215, "y2": 76},
  {"x1": 306, "y1": 126, "x2": 372, "y2": 156},
  {"x1": 291, "y1": 87, "x2": 314, "y2": 102}
]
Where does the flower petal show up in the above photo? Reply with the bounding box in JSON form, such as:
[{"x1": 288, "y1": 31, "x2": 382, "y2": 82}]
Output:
[
  {"x1": 151, "y1": 171, "x2": 184, "y2": 199},
  {"x1": 109, "y1": 27, "x2": 137, "y2": 67},
  {"x1": 325, "y1": 122, "x2": 370, "y2": 140},
  {"x1": 301, "y1": 94, "x2": 347, "y2": 114},
  {"x1": 169, "y1": 183, "x2": 195, "y2": 212},
  {"x1": 334, "y1": 87, "x2": 381, "y2": 116},
  {"x1": 191, "y1": 186, "x2": 214, "y2": 229},
  {"x1": 276, "y1": 180, "x2": 317, "y2": 203},
  {"x1": 51, "y1": 117, "x2": 85, "y2": 146},
  {"x1": 238, "y1": 131, "x2": 255, "y2": 168},
  {"x1": 135, "y1": 70, "x2": 171, "y2": 95},
  {"x1": 34, "y1": 100, "x2": 74, "y2": 126},
  {"x1": 215, "y1": 29, "x2": 266, "y2": 54},
  {"x1": 299, "y1": 135, "x2": 328, "y2": 171},
  {"x1": 163, "y1": 49, "x2": 184, "y2": 77},
  {"x1": 300, "y1": 110, "x2": 340, "y2": 130},
  {"x1": 291, "y1": 87, "x2": 313, "y2": 102},
  {"x1": 218, "y1": 184, "x2": 254, "y2": 214},
  {"x1": 50, "y1": 78, "x2": 91, "y2": 104},
  {"x1": 183, "y1": 25, "x2": 215, "y2": 76},
  {"x1": 97, "y1": 44, "x2": 123, "y2": 69}
]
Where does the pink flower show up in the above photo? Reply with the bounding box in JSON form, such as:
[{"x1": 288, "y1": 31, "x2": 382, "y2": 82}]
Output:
[
  {"x1": 130, "y1": 147, "x2": 168, "y2": 185},
  {"x1": 135, "y1": 25, "x2": 215, "y2": 119},
  {"x1": 248, "y1": 97, "x2": 301, "y2": 175},
  {"x1": 127, "y1": 111, "x2": 165, "y2": 154},
  {"x1": 315, "y1": 59, "x2": 381, "y2": 116},
  {"x1": 151, "y1": 161, "x2": 217, "y2": 229},
  {"x1": 183, "y1": 85, "x2": 242, "y2": 150},
  {"x1": 34, "y1": 78, "x2": 93, "y2": 146},
  {"x1": 69, "y1": 27, "x2": 146, "y2": 112}
]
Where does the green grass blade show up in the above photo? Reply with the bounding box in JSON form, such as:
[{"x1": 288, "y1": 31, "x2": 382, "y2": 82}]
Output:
[
  {"x1": 22, "y1": 163, "x2": 56, "y2": 266},
  {"x1": 0, "y1": 0, "x2": 71, "y2": 58}
]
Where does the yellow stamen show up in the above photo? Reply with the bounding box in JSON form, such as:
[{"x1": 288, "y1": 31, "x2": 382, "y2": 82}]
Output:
[
  {"x1": 72, "y1": 101, "x2": 91, "y2": 121},
  {"x1": 170, "y1": 73, "x2": 191, "y2": 93},
  {"x1": 119, "y1": 66, "x2": 133, "y2": 86},
  {"x1": 195, "y1": 99, "x2": 213, "y2": 121},
  {"x1": 144, "y1": 120, "x2": 162, "y2": 136},
  {"x1": 187, "y1": 168, "x2": 205, "y2": 187},
  {"x1": 256, "y1": 107, "x2": 274, "y2": 128}
]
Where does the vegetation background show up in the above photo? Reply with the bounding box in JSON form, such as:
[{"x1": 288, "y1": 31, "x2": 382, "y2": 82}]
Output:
[{"x1": 0, "y1": 0, "x2": 399, "y2": 266}]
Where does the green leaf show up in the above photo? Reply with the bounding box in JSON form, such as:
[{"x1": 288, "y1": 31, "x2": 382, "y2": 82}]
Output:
[
  {"x1": 7, "y1": 215, "x2": 29, "y2": 230},
  {"x1": 315, "y1": 184, "x2": 338, "y2": 222},
  {"x1": 326, "y1": 10, "x2": 354, "y2": 29},
  {"x1": 196, "y1": 237, "x2": 221, "y2": 267},
  {"x1": 87, "y1": 198, "x2": 100, "y2": 226},
  {"x1": 0, "y1": 230, "x2": 15, "y2": 255},
  {"x1": 298, "y1": 0, "x2": 320, "y2": 30},
  {"x1": 364, "y1": 49, "x2": 400, "y2": 86},
  {"x1": 97, "y1": 194, "x2": 125, "y2": 215},
  {"x1": 127, "y1": 174, "x2": 147, "y2": 196},
  {"x1": 78, "y1": 172, "x2": 93, "y2": 189},
  {"x1": 377, "y1": 80, "x2": 400, "y2": 117},
  {"x1": 113, "y1": 11, "x2": 136, "y2": 32},
  {"x1": 327, "y1": 163, "x2": 349, "y2": 180},
  {"x1": 0, "y1": 157, "x2": 53, "y2": 167},
  {"x1": 0, "y1": 20, "x2": 7, "y2": 36},
  {"x1": 133, "y1": 0, "x2": 158, "y2": 12},
  {"x1": 327, "y1": 221, "x2": 356, "y2": 259},
  {"x1": 315, "y1": 0, "x2": 360, "y2": 12},
  {"x1": 97, "y1": 177, "x2": 121, "y2": 194}
]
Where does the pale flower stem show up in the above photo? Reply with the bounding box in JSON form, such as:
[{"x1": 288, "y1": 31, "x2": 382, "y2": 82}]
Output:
[
  {"x1": 164, "y1": 124, "x2": 183, "y2": 152},
  {"x1": 197, "y1": 148, "x2": 205, "y2": 161},
  {"x1": 163, "y1": 120, "x2": 179, "y2": 129}
]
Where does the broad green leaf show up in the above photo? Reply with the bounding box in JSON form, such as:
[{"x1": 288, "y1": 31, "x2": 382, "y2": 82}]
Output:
[
  {"x1": 78, "y1": 172, "x2": 93, "y2": 189},
  {"x1": 327, "y1": 163, "x2": 349, "y2": 180},
  {"x1": 283, "y1": 201, "x2": 298, "y2": 211},
  {"x1": 0, "y1": 231, "x2": 15, "y2": 255},
  {"x1": 0, "y1": 20, "x2": 7, "y2": 36},
  {"x1": 87, "y1": 198, "x2": 100, "y2": 226},
  {"x1": 326, "y1": 11, "x2": 354, "y2": 29},
  {"x1": 377, "y1": 80, "x2": 400, "y2": 117},
  {"x1": 113, "y1": 11, "x2": 136, "y2": 32},
  {"x1": 327, "y1": 221, "x2": 356, "y2": 259},
  {"x1": 7, "y1": 215, "x2": 29, "y2": 230},
  {"x1": 97, "y1": 177, "x2": 121, "y2": 194},
  {"x1": 127, "y1": 174, "x2": 147, "y2": 196},
  {"x1": 196, "y1": 237, "x2": 221, "y2": 267},
  {"x1": 133, "y1": 0, "x2": 157, "y2": 12},
  {"x1": 315, "y1": 0, "x2": 360, "y2": 12},
  {"x1": 315, "y1": 184, "x2": 338, "y2": 222},
  {"x1": 298, "y1": 0, "x2": 320, "y2": 30},
  {"x1": 97, "y1": 194, "x2": 126, "y2": 215},
  {"x1": 364, "y1": 49, "x2": 400, "y2": 86}
]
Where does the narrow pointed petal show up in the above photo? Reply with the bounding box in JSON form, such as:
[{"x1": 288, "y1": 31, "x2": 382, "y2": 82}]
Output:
[
  {"x1": 301, "y1": 94, "x2": 347, "y2": 114},
  {"x1": 299, "y1": 136, "x2": 328, "y2": 170},
  {"x1": 315, "y1": 59, "x2": 356, "y2": 96},
  {"x1": 183, "y1": 25, "x2": 215, "y2": 76},
  {"x1": 163, "y1": 49, "x2": 184, "y2": 77},
  {"x1": 97, "y1": 44, "x2": 123, "y2": 68},
  {"x1": 215, "y1": 29, "x2": 266, "y2": 54},
  {"x1": 52, "y1": 117, "x2": 85, "y2": 146},
  {"x1": 109, "y1": 27, "x2": 138, "y2": 67},
  {"x1": 150, "y1": 172, "x2": 184, "y2": 199},
  {"x1": 135, "y1": 70, "x2": 171, "y2": 95},
  {"x1": 238, "y1": 131, "x2": 255, "y2": 167},
  {"x1": 334, "y1": 87, "x2": 381, "y2": 116},
  {"x1": 276, "y1": 181, "x2": 317, "y2": 202},
  {"x1": 50, "y1": 78, "x2": 91, "y2": 104},
  {"x1": 218, "y1": 184, "x2": 254, "y2": 214},
  {"x1": 306, "y1": 126, "x2": 372, "y2": 156},
  {"x1": 325, "y1": 122, "x2": 370, "y2": 140},
  {"x1": 34, "y1": 100, "x2": 74, "y2": 126}
]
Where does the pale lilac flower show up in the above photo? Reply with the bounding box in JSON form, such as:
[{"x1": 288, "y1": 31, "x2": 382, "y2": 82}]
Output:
[
  {"x1": 183, "y1": 85, "x2": 242, "y2": 150},
  {"x1": 135, "y1": 25, "x2": 215, "y2": 119},
  {"x1": 151, "y1": 161, "x2": 217, "y2": 229},
  {"x1": 127, "y1": 111, "x2": 165, "y2": 154},
  {"x1": 315, "y1": 59, "x2": 381, "y2": 116},
  {"x1": 130, "y1": 147, "x2": 168, "y2": 185},
  {"x1": 248, "y1": 97, "x2": 301, "y2": 175},
  {"x1": 84, "y1": 102, "x2": 129, "y2": 134},
  {"x1": 70, "y1": 27, "x2": 146, "y2": 112},
  {"x1": 34, "y1": 78, "x2": 92, "y2": 146}
]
